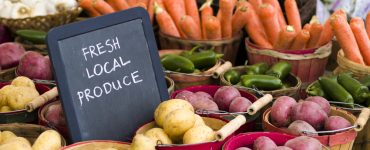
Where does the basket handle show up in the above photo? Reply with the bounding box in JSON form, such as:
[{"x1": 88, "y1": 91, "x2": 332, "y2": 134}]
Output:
[
  {"x1": 247, "y1": 94, "x2": 273, "y2": 115},
  {"x1": 25, "y1": 87, "x2": 59, "y2": 112},
  {"x1": 216, "y1": 115, "x2": 246, "y2": 141},
  {"x1": 354, "y1": 108, "x2": 370, "y2": 131},
  {"x1": 212, "y1": 61, "x2": 232, "y2": 78}
]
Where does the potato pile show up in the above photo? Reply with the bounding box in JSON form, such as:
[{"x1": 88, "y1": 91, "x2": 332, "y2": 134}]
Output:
[
  {"x1": 130, "y1": 99, "x2": 216, "y2": 150},
  {"x1": 0, "y1": 76, "x2": 39, "y2": 112},
  {"x1": 270, "y1": 96, "x2": 352, "y2": 135},
  {"x1": 0, "y1": 130, "x2": 62, "y2": 150}
]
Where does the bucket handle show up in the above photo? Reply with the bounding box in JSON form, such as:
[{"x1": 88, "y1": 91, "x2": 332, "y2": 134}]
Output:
[
  {"x1": 354, "y1": 108, "x2": 370, "y2": 131},
  {"x1": 247, "y1": 94, "x2": 273, "y2": 115},
  {"x1": 26, "y1": 87, "x2": 59, "y2": 112},
  {"x1": 212, "y1": 61, "x2": 232, "y2": 79},
  {"x1": 216, "y1": 115, "x2": 246, "y2": 141}
]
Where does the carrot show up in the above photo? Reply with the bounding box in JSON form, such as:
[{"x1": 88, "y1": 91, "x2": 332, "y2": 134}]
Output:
[
  {"x1": 134, "y1": 2, "x2": 147, "y2": 9},
  {"x1": 263, "y1": 0, "x2": 286, "y2": 29},
  {"x1": 179, "y1": 15, "x2": 202, "y2": 40},
  {"x1": 273, "y1": 25, "x2": 297, "y2": 50},
  {"x1": 258, "y1": 4, "x2": 281, "y2": 45},
  {"x1": 216, "y1": 10, "x2": 221, "y2": 20},
  {"x1": 155, "y1": 0, "x2": 165, "y2": 9},
  {"x1": 285, "y1": 0, "x2": 301, "y2": 33},
  {"x1": 93, "y1": 0, "x2": 115, "y2": 15},
  {"x1": 245, "y1": 2, "x2": 271, "y2": 48},
  {"x1": 366, "y1": 12, "x2": 370, "y2": 39},
  {"x1": 204, "y1": 16, "x2": 222, "y2": 40},
  {"x1": 107, "y1": 0, "x2": 129, "y2": 11},
  {"x1": 126, "y1": 0, "x2": 137, "y2": 7},
  {"x1": 163, "y1": 0, "x2": 186, "y2": 36},
  {"x1": 303, "y1": 23, "x2": 311, "y2": 31},
  {"x1": 350, "y1": 17, "x2": 370, "y2": 65},
  {"x1": 331, "y1": 14, "x2": 365, "y2": 65},
  {"x1": 200, "y1": 0, "x2": 214, "y2": 39},
  {"x1": 185, "y1": 0, "x2": 201, "y2": 31},
  {"x1": 155, "y1": 4, "x2": 180, "y2": 37},
  {"x1": 249, "y1": 0, "x2": 262, "y2": 10},
  {"x1": 137, "y1": 0, "x2": 149, "y2": 6},
  {"x1": 232, "y1": 5, "x2": 248, "y2": 36},
  {"x1": 333, "y1": 9, "x2": 347, "y2": 19},
  {"x1": 147, "y1": 0, "x2": 155, "y2": 23},
  {"x1": 290, "y1": 29, "x2": 310, "y2": 50},
  {"x1": 78, "y1": 0, "x2": 101, "y2": 17},
  {"x1": 306, "y1": 22, "x2": 323, "y2": 48},
  {"x1": 317, "y1": 19, "x2": 334, "y2": 46},
  {"x1": 219, "y1": 0, "x2": 235, "y2": 38}
]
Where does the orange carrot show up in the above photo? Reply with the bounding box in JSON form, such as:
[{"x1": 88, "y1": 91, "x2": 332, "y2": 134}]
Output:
[
  {"x1": 331, "y1": 14, "x2": 365, "y2": 65},
  {"x1": 155, "y1": 4, "x2": 180, "y2": 37},
  {"x1": 185, "y1": 0, "x2": 201, "y2": 30},
  {"x1": 200, "y1": 0, "x2": 214, "y2": 39},
  {"x1": 137, "y1": 0, "x2": 149, "y2": 5},
  {"x1": 290, "y1": 29, "x2": 310, "y2": 50},
  {"x1": 147, "y1": 0, "x2": 154, "y2": 23},
  {"x1": 366, "y1": 12, "x2": 370, "y2": 39},
  {"x1": 126, "y1": 0, "x2": 137, "y2": 7},
  {"x1": 285, "y1": 0, "x2": 301, "y2": 33},
  {"x1": 258, "y1": 4, "x2": 281, "y2": 45},
  {"x1": 78, "y1": 0, "x2": 101, "y2": 17},
  {"x1": 155, "y1": 0, "x2": 165, "y2": 9},
  {"x1": 245, "y1": 2, "x2": 271, "y2": 48},
  {"x1": 273, "y1": 25, "x2": 297, "y2": 49},
  {"x1": 134, "y1": 2, "x2": 147, "y2": 9},
  {"x1": 306, "y1": 22, "x2": 323, "y2": 48},
  {"x1": 179, "y1": 15, "x2": 202, "y2": 40},
  {"x1": 204, "y1": 16, "x2": 222, "y2": 40},
  {"x1": 164, "y1": 0, "x2": 186, "y2": 36},
  {"x1": 303, "y1": 23, "x2": 311, "y2": 31},
  {"x1": 249, "y1": 0, "x2": 262, "y2": 10},
  {"x1": 263, "y1": 0, "x2": 286, "y2": 29},
  {"x1": 232, "y1": 5, "x2": 248, "y2": 36},
  {"x1": 219, "y1": 0, "x2": 235, "y2": 38},
  {"x1": 350, "y1": 17, "x2": 370, "y2": 65},
  {"x1": 317, "y1": 19, "x2": 334, "y2": 46},
  {"x1": 93, "y1": 0, "x2": 115, "y2": 15},
  {"x1": 107, "y1": 0, "x2": 129, "y2": 11},
  {"x1": 216, "y1": 10, "x2": 221, "y2": 20},
  {"x1": 333, "y1": 9, "x2": 347, "y2": 19}
]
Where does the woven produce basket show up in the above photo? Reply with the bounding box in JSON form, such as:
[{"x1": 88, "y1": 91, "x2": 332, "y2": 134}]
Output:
[
  {"x1": 165, "y1": 76, "x2": 175, "y2": 95},
  {"x1": 0, "y1": 67, "x2": 16, "y2": 82},
  {"x1": 15, "y1": 37, "x2": 48, "y2": 54},
  {"x1": 245, "y1": 39, "x2": 332, "y2": 85},
  {"x1": 0, "y1": 7, "x2": 82, "y2": 32},
  {"x1": 158, "y1": 32, "x2": 242, "y2": 64},
  {"x1": 334, "y1": 50, "x2": 370, "y2": 79},
  {"x1": 219, "y1": 66, "x2": 302, "y2": 99},
  {"x1": 263, "y1": 106, "x2": 359, "y2": 150},
  {"x1": 61, "y1": 140, "x2": 130, "y2": 150},
  {"x1": 0, "y1": 123, "x2": 66, "y2": 146}
]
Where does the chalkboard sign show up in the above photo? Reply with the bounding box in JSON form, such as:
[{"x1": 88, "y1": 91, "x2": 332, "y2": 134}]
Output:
[{"x1": 46, "y1": 8, "x2": 168, "y2": 142}]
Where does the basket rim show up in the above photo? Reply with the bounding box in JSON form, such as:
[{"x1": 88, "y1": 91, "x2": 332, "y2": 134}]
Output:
[
  {"x1": 61, "y1": 140, "x2": 130, "y2": 149},
  {"x1": 0, "y1": 7, "x2": 82, "y2": 21},
  {"x1": 164, "y1": 60, "x2": 224, "y2": 77},
  {"x1": 337, "y1": 50, "x2": 370, "y2": 71},
  {"x1": 158, "y1": 31, "x2": 242, "y2": 43}
]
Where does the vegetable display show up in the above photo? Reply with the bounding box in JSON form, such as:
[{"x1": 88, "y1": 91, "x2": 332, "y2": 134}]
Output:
[{"x1": 0, "y1": 130, "x2": 62, "y2": 150}]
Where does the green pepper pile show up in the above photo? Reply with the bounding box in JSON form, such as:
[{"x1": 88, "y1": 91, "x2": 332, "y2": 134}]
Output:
[
  {"x1": 161, "y1": 46, "x2": 223, "y2": 73},
  {"x1": 307, "y1": 73, "x2": 370, "y2": 107},
  {"x1": 224, "y1": 61, "x2": 292, "y2": 91}
]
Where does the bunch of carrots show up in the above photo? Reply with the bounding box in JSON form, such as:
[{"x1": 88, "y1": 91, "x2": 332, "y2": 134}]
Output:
[
  {"x1": 155, "y1": 0, "x2": 249, "y2": 40},
  {"x1": 78, "y1": 0, "x2": 155, "y2": 22},
  {"x1": 330, "y1": 10, "x2": 370, "y2": 66}
]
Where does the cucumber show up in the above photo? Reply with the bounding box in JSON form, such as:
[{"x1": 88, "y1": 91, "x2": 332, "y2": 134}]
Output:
[{"x1": 16, "y1": 29, "x2": 47, "y2": 44}]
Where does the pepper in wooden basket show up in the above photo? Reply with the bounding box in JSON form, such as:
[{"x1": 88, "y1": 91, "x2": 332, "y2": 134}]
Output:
[
  {"x1": 319, "y1": 77, "x2": 354, "y2": 108},
  {"x1": 337, "y1": 74, "x2": 369, "y2": 104},
  {"x1": 245, "y1": 63, "x2": 269, "y2": 75},
  {"x1": 180, "y1": 46, "x2": 223, "y2": 70},
  {"x1": 224, "y1": 70, "x2": 240, "y2": 85},
  {"x1": 161, "y1": 54, "x2": 195, "y2": 73},
  {"x1": 240, "y1": 75, "x2": 283, "y2": 91}
]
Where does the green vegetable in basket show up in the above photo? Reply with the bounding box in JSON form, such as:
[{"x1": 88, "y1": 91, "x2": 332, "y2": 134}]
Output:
[
  {"x1": 16, "y1": 29, "x2": 47, "y2": 44},
  {"x1": 224, "y1": 70, "x2": 240, "y2": 85},
  {"x1": 360, "y1": 75, "x2": 370, "y2": 88},
  {"x1": 319, "y1": 77, "x2": 354, "y2": 108},
  {"x1": 161, "y1": 54, "x2": 195, "y2": 73},
  {"x1": 306, "y1": 82, "x2": 328, "y2": 98},
  {"x1": 240, "y1": 75, "x2": 283, "y2": 90},
  {"x1": 266, "y1": 61, "x2": 292, "y2": 79},
  {"x1": 337, "y1": 74, "x2": 369, "y2": 104},
  {"x1": 245, "y1": 63, "x2": 269, "y2": 75},
  {"x1": 181, "y1": 46, "x2": 223, "y2": 70}
]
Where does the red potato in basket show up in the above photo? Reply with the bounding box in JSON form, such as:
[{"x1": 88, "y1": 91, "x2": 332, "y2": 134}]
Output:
[
  {"x1": 175, "y1": 90, "x2": 197, "y2": 104},
  {"x1": 235, "y1": 147, "x2": 251, "y2": 150},
  {"x1": 0, "y1": 42, "x2": 26, "y2": 69},
  {"x1": 229, "y1": 97, "x2": 252, "y2": 113},
  {"x1": 284, "y1": 136, "x2": 322, "y2": 150},
  {"x1": 17, "y1": 51, "x2": 53, "y2": 80},
  {"x1": 291, "y1": 101, "x2": 328, "y2": 130},
  {"x1": 191, "y1": 98, "x2": 219, "y2": 111},
  {"x1": 214, "y1": 86, "x2": 241, "y2": 111},
  {"x1": 195, "y1": 91, "x2": 213, "y2": 101},
  {"x1": 324, "y1": 116, "x2": 351, "y2": 131},
  {"x1": 253, "y1": 136, "x2": 278, "y2": 150},
  {"x1": 287, "y1": 120, "x2": 317, "y2": 136},
  {"x1": 305, "y1": 96, "x2": 330, "y2": 114},
  {"x1": 270, "y1": 96, "x2": 297, "y2": 127},
  {"x1": 273, "y1": 146, "x2": 293, "y2": 150}
]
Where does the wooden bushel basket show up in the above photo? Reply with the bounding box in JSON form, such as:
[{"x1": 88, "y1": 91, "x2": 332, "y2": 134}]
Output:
[
  {"x1": 334, "y1": 50, "x2": 370, "y2": 79},
  {"x1": 245, "y1": 39, "x2": 332, "y2": 85},
  {"x1": 61, "y1": 140, "x2": 130, "y2": 150},
  {"x1": 158, "y1": 32, "x2": 242, "y2": 64}
]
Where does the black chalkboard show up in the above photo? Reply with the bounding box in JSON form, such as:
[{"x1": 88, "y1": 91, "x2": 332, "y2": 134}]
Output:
[{"x1": 46, "y1": 8, "x2": 168, "y2": 142}]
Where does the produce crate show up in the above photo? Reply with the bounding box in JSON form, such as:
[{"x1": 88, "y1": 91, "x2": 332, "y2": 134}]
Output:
[
  {"x1": 334, "y1": 50, "x2": 370, "y2": 79},
  {"x1": 0, "y1": 67, "x2": 16, "y2": 82},
  {"x1": 61, "y1": 140, "x2": 130, "y2": 150}
]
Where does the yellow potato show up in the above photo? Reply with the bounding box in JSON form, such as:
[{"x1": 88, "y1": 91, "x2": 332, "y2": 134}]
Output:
[
  {"x1": 0, "y1": 142, "x2": 32, "y2": 150},
  {"x1": 144, "y1": 128, "x2": 172, "y2": 145},
  {"x1": 130, "y1": 134, "x2": 156, "y2": 150},
  {"x1": 183, "y1": 126, "x2": 215, "y2": 144},
  {"x1": 2, "y1": 137, "x2": 31, "y2": 146},
  {"x1": 32, "y1": 130, "x2": 61, "y2": 150},
  {"x1": 1, "y1": 131, "x2": 17, "y2": 144},
  {"x1": 11, "y1": 76, "x2": 35, "y2": 88},
  {"x1": 193, "y1": 114, "x2": 205, "y2": 127},
  {"x1": 0, "y1": 85, "x2": 16, "y2": 106},
  {"x1": 154, "y1": 99, "x2": 194, "y2": 127},
  {"x1": 7, "y1": 87, "x2": 40, "y2": 110},
  {"x1": 0, "y1": 106, "x2": 12, "y2": 112},
  {"x1": 163, "y1": 109, "x2": 195, "y2": 142}
]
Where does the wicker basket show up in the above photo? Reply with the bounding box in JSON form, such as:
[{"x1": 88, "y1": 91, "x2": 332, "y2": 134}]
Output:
[
  {"x1": 0, "y1": 123, "x2": 66, "y2": 146},
  {"x1": 334, "y1": 50, "x2": 370, "y2": 79},
  {"x1": 0, "y1": 67, "x2": 16, "y2": 82},
  {"x1": 246, "y1": 39, "x2": 332, "y2": 85},
  {"x1": 0, "y1": 7, "x2": 82, "y2": 32},
  {"x1": 165, "y1": 76, "x2": 175, "y2": 95},
  {"x1": 219, "y1": 66, "x2": 302, "y2": 99},
  {"x1": 61, "y1": 140, "x2": 130, "y2": 150},
  {"x1": 158, "y1": 32, "x2": 242, "y2": 64},
  {"x1": 15, "y1": 37, "x2": 48, "y2": 54}
]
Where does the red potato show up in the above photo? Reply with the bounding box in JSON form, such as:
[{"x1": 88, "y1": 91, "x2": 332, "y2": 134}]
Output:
[
  {"x1": 270, "y1": 96, "x2": 297, "y2": 127},
  {"x1": 175, "y1": 90, "x2": 197, "y2": 104},
  {"x1": 285, "y1": 136, "x2": 322, "y2": 150},
  {"x1": 273, "y1": 146, "x2": 293, "y2": 150},
  {"x1": 305, "y1": 96, "x2": 330, "y2": 114},
  {"x1": 195, "y1": 91, "x2": 213, "y2": 101},
  {"x1": 236, "y1": 147, "x2": 251, "y2": 150},
  {"x1": 288, "y1": 120, "x2": 318, "y2": 136},
  {"x1": 17, "y1": 51, "x2": 53, "y2": 80},
  {"x1": 324, "y1": 116, "x2": 351, "y2": 131},
  {"x1": 254, "y1": 136, "x2": 278, "y2": 150},
  {"x1": 46, "y1": 103, "x2": 66, "y2": 126},
  {"x1": 291, "y1": 101, "x2": 328, "y2": 130},
  {"x1": 0, "y1": 42, "x2": 26, "y2": 69},
  {"x1": 229, "y1": 97, "x2": 252, "y2": 112},
  {"x1": 214, "y1": 86, "x2": 241, "y2": 111},
  {"x1": 191, "y1": 98, "x2": 219, "y2": 111}
]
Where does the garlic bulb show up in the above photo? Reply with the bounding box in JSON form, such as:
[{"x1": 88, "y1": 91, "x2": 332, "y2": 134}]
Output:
[
  {"x1": 20, "y1": 0, "x2": 38, "y2": 7},
  {"x1": 30, "y1": 1, "x2": 47, "y2": 17},
  {"x1": 10, "y1": 3, "x2": 31, "y2": 19},
  {"x1": 0, "y1": 1, "x2": 14, "y2": 18},
  {"x1": 54, "y1": 0, "x2": 78, "y2": 12}
]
